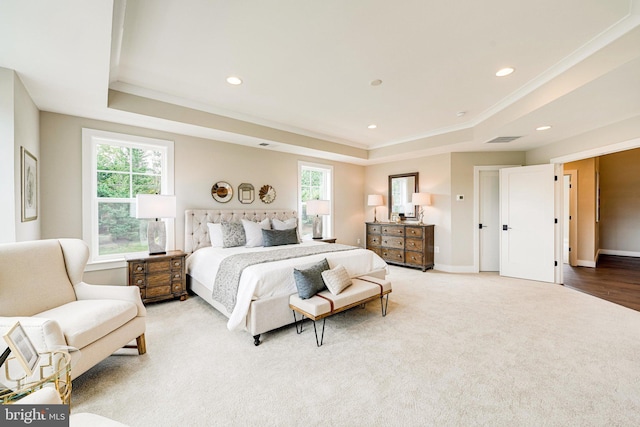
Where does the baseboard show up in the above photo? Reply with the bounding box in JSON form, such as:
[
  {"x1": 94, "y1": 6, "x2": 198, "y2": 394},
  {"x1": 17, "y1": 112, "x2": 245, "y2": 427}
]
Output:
[
  {"x1": 599, "y1": 249, "x2": 640, "y2": 258},
  {"x1": 577, "y1": 259, "x2": 596, "y2": 268},
  {"x1": 434, "y1": 264, "x2": 476, "y2": 273}
]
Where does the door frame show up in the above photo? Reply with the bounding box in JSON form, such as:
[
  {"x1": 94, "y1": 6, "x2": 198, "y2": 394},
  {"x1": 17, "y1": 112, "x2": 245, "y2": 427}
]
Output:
[
  {"x1": 564, "y1": 169, "x2": 578, "y2": 266},
  {"x1": 473, "y1": 165, "x2": 520, "y2": 273}
]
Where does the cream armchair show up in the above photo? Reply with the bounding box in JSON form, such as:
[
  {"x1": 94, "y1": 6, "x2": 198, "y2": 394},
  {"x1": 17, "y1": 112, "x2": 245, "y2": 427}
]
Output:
[{"x1": 0, "y1": 239, "x2": 146, "y2": 379}]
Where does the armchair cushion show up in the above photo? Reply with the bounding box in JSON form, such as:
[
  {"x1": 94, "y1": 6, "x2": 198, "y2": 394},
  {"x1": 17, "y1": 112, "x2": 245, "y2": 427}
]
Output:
[{"x1": 34, "y1": 300, "x2": 137, "y2": 350}]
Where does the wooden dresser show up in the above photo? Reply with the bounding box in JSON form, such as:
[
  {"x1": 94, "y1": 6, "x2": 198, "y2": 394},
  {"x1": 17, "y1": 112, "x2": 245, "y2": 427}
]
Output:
[
  {"x1": 125, "y1": 250, "x2": 188, "y2": 304},
  {"x1": 366, "y1": 222, "x2": 434, "y2": 271}
]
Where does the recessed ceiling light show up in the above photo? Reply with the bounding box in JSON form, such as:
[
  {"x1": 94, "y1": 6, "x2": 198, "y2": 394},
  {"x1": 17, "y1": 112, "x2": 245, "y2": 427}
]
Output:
[
  {"x1": 536, "y1": 125, "x2": 552, "y2": 131},
  {"x1": 226, "y1": 76, "x2": 243, "y2": 85},
  {"x1": 370, "y1": 79, "x2": 383, "y2": 86},
  {"x1": 368, "y1": 124, "x2": 377, "y2": 129},
  {"x1": 496, "y1": 67, "x2": 515, "y2": 77}
]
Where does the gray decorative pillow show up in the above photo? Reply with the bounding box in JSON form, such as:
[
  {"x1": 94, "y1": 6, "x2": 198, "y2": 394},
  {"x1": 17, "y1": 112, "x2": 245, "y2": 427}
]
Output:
[
  {"x1": 293, "y1": 258, "x2": 330, "y2": 299},
  {"x1": 321, "y1": 265, "x2": 353, "y2": 295},
  {"x1": 262, "y1": 228, "x2": 298, "y2": 247},
  {"x1": 221, "y1": 221, "x2": 246, "y2": 248}
]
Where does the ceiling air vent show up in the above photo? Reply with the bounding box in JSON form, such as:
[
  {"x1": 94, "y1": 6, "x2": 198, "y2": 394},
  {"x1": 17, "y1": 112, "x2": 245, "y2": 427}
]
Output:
[
  {"x1": 258, "y1": 143, "x2": 270, "y2": 147},
  {"x1": 485, "y1": 136, "x2": 522, "y2": 144}
]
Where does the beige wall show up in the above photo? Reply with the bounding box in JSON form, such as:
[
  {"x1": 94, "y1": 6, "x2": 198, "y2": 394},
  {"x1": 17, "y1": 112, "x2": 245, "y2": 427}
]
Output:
[
  {"x1": 0, "y1": 68, "x2": 40, "y2": 243},
  {"x1": 450, "y1": 152, "x2": 526, "y2": 269},
  {"x1": 564, "y1": 158, "x2": 598, "y2": 265},
  {"x1": 599, "y1": 148, "x2": 640, "y2": 255},
  {"x1": 40, "y1": 112, "x2": 364, "y2": 285},
  {"x1": 365, "y1": 154, "x2": 452, "y2": 268}
]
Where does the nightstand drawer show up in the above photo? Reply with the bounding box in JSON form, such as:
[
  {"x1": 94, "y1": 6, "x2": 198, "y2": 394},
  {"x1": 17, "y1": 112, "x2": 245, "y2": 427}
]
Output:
[
  {"x1": 131, "y1": 263, "x2": 146, "y2": 274},
  {"x1": 132, "y1": 275, "x2": 146, "y2": 287},
  {"x1": 146, "y1": 285, "x2": 172, "y2": 298},
  {"x1": 170, "y1": 257, "x2": 184, "y2": 270},
  {"x1": 148, "y1": 260, "x2": 171, "y2": 274}
]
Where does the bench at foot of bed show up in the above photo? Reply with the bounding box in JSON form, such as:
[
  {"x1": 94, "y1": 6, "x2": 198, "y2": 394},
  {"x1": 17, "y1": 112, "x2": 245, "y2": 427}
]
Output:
[{"x1": 289, "y1": 276, "x2": 391, "y2": 347}]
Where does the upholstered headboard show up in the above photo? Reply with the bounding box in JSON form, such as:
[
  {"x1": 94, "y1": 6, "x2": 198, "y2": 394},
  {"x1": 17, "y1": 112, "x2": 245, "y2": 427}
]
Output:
[{"x1": 184, "y1": 209, "x2": 298, "y2": 253}]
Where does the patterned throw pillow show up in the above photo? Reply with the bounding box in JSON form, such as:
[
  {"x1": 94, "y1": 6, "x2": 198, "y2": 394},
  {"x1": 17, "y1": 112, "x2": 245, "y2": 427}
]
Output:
[
  {"x1": 262, "y1": 228, "x2": 298, "y2": 247},
  {"x1": 293, "y1": 258, "x2": 329, "y2": 299},
  {"x1": 321, "y1": 265, "x2": 352, "y2": 295},
  {"x1": 221, "y1": 221, "x2": 246, "y2": 248}
]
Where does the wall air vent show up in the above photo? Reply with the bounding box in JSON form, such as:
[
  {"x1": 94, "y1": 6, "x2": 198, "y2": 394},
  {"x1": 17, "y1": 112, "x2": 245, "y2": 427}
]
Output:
[{"x1": 485, "y1": 136, "x2": 522, "y2": 144}]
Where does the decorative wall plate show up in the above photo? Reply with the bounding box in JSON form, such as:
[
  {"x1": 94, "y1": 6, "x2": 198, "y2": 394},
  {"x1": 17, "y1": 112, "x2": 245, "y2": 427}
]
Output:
[
  {"x1": 238, "y1": 183, "x2": 255, "y2": 204},
  {"x1": 211, "y1": 181, "x2": 233, "y2": 203},
  {"x1": 259, "y1": 185, "x2": 276, "y2": 204}
]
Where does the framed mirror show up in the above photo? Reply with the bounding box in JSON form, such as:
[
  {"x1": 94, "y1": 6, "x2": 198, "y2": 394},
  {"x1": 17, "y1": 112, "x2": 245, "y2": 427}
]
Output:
[{"x1": 388, "y1": 172, "x2": 419, "y2": 220}]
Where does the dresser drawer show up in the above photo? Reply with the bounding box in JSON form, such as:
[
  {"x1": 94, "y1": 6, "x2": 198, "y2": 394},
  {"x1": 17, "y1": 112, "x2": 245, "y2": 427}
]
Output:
[
  {"x1": 170, "y1": 257, "x2": 184, "y2": 270},
  {"x1": 405, "y1": 251, "x2": 424, "y2": 267},
  {"x1": 381, "y1": 225, "x2": 405, "y2": 236},
  {"x1": 148, "y1": 260, "x2": 171, "y2": 274},
  {"x1": 405, "y1": 226, "x2": 423, "y2": 238},
  {"x1": 381, "y1": 236, "x2": 404, "y2": 249},
  {"x1": 405, "y1": 238, "x2": 423, "y2": 252},
  {"x1": 381, "y1": 248, "x2": 404, "y2": 263},
  {"x1": 367, "y1": 224, "x2": 381, "y2": 234},
  {"x1": 367, "y1": 234, "x2": 382, "y2": 248},
  {"x1": 171, "y1": 270, "x2": 183, "y2": 282},
  {"x1": 132, "y1": 274, "x2": 146, "y2": 287},
  {"x1": 131, "y1": 262, "x2": 146, "y2": 274},
  {"x1": 146, "y1": 285, "x2": 172, "y2": 298}
]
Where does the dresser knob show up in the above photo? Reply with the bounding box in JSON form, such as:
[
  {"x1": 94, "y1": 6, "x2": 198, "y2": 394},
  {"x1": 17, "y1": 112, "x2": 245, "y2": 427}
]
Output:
[
  {"x1": 136, "y1": 266, "x2": 143, "y2": 271},
  {"x1": 137, "y1": 279, "x2": 143, "y2": 285}
]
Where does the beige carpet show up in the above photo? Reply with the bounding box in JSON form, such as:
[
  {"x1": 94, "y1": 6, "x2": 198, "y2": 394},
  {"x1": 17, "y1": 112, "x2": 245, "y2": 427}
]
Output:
[{"x1": 72, "y1": 267, "x2": 640, "y2": 426}]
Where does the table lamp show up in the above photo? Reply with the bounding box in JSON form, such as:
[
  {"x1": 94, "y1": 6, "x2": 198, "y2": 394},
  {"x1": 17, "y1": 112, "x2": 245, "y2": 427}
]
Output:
[
  {"x1": 367, "y1": 194, "x2": 384, "y2": 223},
  {"x1": 411, "y1": 192, "x2": 431, "y2": 225},
  {"x1": 306, "y1": 199, "x2": 330, "y2": 239},
  {"x1": 136, "y1": 194, "x2": 177, "y2": 255}
]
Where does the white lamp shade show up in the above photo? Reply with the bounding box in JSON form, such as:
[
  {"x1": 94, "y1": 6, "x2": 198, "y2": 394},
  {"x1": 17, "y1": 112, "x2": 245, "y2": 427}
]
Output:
[
  {"x1": 367, "y1": 194, "x2": 383, "y2": 206},
  {"x1": 136, "y1": 194, "x2": 177, "y2": 219},
  {"x1": 411, "y1": 192, "x2": 431, "y2": 206},
  {"x1": 307, "y1": 199, "x2": 330, "y2": 216}
]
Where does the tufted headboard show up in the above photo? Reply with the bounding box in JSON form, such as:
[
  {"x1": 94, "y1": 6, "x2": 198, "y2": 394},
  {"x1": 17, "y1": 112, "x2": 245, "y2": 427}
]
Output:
[{"x1": 184, "y1": 209, "x2": 298, "y2": 253}]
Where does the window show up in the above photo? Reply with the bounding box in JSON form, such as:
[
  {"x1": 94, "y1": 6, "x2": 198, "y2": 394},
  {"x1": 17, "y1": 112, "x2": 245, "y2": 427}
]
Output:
[
  {"x1": 298, "y1": 162, "x2": 333, "y2": 239},
  {"x1": 82, "y1": 129, "x2": 174, "y2": 267}
]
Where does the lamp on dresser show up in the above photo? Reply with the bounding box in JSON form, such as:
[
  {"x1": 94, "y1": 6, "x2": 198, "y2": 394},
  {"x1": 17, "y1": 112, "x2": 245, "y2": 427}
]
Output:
[
  {"x1": 367, "y1": 194, "x2": 384, "y2": 223},
  {"x1": 411, "y1": 192, "x2": 431, "y2": 225},
  {"x1": 136, "y1": 194, "x2": 177, "y2": 255},
  {"x1": 307, "y1": 199, "x2": 330, "y2": 239}
]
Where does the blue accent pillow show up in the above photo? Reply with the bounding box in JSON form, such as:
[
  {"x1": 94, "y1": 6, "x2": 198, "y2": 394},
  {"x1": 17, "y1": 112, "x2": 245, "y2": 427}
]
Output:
[
  {"x1": 293, "y1": 258, "x2": 330, "y2": 299},
  {"x1": 262, "y1": 228, "x2": 298, "y2": 247}
]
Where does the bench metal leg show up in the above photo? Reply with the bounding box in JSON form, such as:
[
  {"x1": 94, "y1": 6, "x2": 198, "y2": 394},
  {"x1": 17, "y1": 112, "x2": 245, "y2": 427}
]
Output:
[
  {"x1": 292, "y1": 310, "x2": 305, "y2": 334},
  {"x1": 312, "y1": 318, "x2": 326, "y2": 347},
  {"x1": 380, "y1": 293, "x2": 389, "y2": 317}
]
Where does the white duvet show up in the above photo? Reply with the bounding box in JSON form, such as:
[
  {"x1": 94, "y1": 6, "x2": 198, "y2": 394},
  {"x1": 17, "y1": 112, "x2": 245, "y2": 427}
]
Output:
[{"x1": 186, "y1": 241, "x2": 388, "y2": 331}]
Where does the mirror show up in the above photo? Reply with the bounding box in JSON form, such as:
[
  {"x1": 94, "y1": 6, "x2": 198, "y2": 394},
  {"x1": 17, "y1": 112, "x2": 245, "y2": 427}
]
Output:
[{"x1": 388, "y1": 172, "x2": 419, "y2": 220}]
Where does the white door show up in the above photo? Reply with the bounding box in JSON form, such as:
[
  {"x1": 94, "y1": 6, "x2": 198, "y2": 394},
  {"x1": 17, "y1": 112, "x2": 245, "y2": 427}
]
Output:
[
  {"x1": 479, "y1": 170, "x2": 500, "y2": 271},
  {"x1": 500, "y1": 164, "x2": 556, "y2": 283}
]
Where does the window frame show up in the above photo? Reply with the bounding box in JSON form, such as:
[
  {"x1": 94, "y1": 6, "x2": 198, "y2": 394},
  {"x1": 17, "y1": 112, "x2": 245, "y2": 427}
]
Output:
[
  {"x1": 82, "y1": 128, "x2": 175, "y2": 270},
  {"x1": 298, "y1": 161, "x2": 333, "y2": 239}
]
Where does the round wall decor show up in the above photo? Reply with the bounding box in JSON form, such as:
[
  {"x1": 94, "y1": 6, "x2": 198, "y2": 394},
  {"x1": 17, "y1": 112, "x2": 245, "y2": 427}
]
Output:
[
  {"x1": 259, "y1": 185, "x2": 276, "y2": 204},
  {"x1": 211, "y1": 181, "x2": 233, "y2": 203}
]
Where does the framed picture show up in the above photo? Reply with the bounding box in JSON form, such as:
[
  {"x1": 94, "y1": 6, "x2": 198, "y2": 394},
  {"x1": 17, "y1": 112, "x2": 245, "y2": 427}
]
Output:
[
  {"x1": 238, "y1": 183, "x2": 255, "y2": 204},
  {"x1": 3, "y1": 322, "x2": 40, "y2": 376},
  {"x1": 21, "y1": 147, "x2": 38, "y2": 222}
]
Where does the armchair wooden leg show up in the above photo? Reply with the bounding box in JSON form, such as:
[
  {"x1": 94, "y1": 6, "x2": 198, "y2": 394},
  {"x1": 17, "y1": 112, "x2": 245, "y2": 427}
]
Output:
[{"x1": 136, "y1": 334, "x2": 147, "y2": 355}]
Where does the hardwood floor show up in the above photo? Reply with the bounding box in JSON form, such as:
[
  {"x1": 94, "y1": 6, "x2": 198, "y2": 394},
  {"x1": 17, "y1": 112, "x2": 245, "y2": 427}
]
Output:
[{"x1": 563, "y1": 255, "x2": 640, "y2": 312}]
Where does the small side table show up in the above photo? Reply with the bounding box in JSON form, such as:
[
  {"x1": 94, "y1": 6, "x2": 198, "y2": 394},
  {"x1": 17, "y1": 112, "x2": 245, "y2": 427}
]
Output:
[
  {"x1": 1, "y1": 350, "x2": 71, "y2": 404},
  {"x1": 125, "y1": 250, "x2": 188, "y2": 304},
  {"x1": 316, "y1": 237, "x2": 336, "y2": 243}
]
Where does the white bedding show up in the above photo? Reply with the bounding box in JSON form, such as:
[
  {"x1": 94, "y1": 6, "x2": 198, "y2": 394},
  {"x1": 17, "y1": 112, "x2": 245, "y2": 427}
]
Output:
[{"x1": 186, "y1": 241, "x2": 388, "y2": 331}]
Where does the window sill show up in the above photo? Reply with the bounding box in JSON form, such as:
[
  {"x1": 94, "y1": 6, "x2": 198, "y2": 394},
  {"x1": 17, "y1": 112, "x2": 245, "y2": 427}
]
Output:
[{"x1": 85, "y1": 259, "x2": 127, "y2": 272}]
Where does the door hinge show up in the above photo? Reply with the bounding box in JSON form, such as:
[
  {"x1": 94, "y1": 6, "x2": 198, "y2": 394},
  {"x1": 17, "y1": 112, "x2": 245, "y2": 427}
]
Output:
[
  {"x1": 554, "y1": 218, "x2": 558, "y2": 224},
  {"x1": 554, "y1": 261, "x2": 558, "y2": 267},
  {"x1": 554, "y1": 175, "x2": 558, "y2": 181}
]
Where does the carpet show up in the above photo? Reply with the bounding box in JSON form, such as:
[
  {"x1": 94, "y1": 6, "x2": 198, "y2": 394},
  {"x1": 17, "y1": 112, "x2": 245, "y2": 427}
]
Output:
[{"x1": 71, "y1": 267, "x2": 640, "y2": 426}]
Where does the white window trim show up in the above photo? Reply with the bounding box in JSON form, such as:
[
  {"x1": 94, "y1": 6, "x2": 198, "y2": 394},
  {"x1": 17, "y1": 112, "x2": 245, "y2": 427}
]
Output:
[
  {"x1": 82, "y1": 128, "x2": 175, "y2": 270},
  {"x1": 298, "y1": 161, "x2": 334, "y2": 239}
]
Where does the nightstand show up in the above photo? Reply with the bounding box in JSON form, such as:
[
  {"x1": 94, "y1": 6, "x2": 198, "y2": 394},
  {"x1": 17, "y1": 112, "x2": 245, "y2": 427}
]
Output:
[
  {"x1": 125, "y1": 250, "x2": 188, "y2": 304},
  {"x1": 317, "y1": 237, "x2": 336, "y2": 243}
]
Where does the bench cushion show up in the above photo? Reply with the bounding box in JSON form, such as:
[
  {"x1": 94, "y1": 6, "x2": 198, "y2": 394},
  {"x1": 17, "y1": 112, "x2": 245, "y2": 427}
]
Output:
[{"x1": 290, "y1": 276, "x2": 391, "y2": 318}]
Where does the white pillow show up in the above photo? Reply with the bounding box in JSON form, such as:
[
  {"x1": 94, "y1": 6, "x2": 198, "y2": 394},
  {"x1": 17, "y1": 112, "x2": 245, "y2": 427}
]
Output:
[
  {"x1": 321, "y1": 265, "x2": 353, "y2": 295},
  {"x1": 207, "y1": 223, "x2": 223, "y2": 247},
  {"x1": 272, "y1": 218, "x2": 296, "y2": 230},
  {"x1": 242, "y1": 218, "x2": 271, "y2": 247}
]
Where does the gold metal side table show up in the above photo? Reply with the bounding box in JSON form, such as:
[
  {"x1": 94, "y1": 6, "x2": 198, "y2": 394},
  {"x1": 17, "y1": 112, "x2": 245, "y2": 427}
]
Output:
[{"x1": 1, "y1": 350, "x2": 72, "y2": 404}]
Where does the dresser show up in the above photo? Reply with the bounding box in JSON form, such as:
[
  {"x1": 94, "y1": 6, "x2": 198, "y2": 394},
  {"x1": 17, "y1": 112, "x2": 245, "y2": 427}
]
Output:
[
  {"x1": 366, "y1": 223, "x2": 434, "y2": 271},
  {"x1": 125, "y1": 250, "x2": 188, "y2": 304}
]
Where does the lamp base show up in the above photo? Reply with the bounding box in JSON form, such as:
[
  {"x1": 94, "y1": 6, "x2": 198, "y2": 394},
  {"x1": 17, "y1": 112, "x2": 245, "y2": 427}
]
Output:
[
  {"x1": 312, "y1": 216, "x2": 323, "y2": 239},
  {"x1": 147, "y1": 220, "x2": 167, "y2": 255}
]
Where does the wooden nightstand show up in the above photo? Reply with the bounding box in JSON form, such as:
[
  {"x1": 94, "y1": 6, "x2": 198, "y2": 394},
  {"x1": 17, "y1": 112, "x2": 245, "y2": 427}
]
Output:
[{"x1": 125, "y1": 250, "x2": 188, "y2": 304}]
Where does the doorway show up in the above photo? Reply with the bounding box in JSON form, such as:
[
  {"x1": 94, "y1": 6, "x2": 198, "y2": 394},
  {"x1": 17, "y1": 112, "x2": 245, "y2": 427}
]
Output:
[{"x1": 563, "y1": 170, "x2": 578, "y2": 266}]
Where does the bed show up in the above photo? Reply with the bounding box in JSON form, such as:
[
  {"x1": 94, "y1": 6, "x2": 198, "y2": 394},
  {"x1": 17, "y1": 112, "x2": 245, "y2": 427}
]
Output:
[{"x1": 184, "y1": 209, "x2": 388, "y2": 345}]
